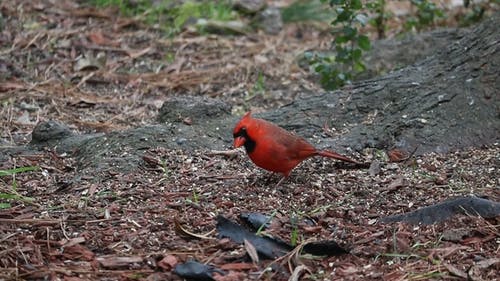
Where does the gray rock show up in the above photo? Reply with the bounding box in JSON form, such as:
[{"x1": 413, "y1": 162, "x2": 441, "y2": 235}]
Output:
[
  {"x1": 254, "y1": 7, "x2": 283, "y2": 35},
  {"x1": 157, "y1": 96, "x2": 231, "y2": 124},
  {"x1": 31, "y1": 120, "x2": 74, "y2": 143},
  {"x1": 233, "y1": 0, "x2": 266, "y2": 13}
]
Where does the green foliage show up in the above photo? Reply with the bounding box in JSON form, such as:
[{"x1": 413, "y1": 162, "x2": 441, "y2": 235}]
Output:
[
  {"x1": 290, "y1": 215, "x2": 300, "y2": 246},
  {"x1": 90, "y1": 0, "x2": 171, "y2": 24},
  {"x1": 246, "y1": 71, "x2": 266, "y2": 101},
  {"x1": 0, "y1": 166, "x2": 38, "y2": 209},
  {"x1": 281, "y1": 0, "x2": 335, "y2": 23},
  {"x1": 366, "y1": 0, "x2": 389, "y2": 39},
  {"x1": 404, "y1": 0, "x2": 444, "y2": 31},
  {"x1": 255, "y1": 210, "x2": 277, "y2": 236},
  {"x1": 459, "y1": 4, "x2": 486, "y2": 27},
  {"x1": 173, "y1": 1, "x2": 235, "y2": 33},
  {"x1": 305, "y1": 0, "x2": 371, "y2": 90},
  {"x1": 252, "y1": 72, "x2": 266, "y2": 95},
  {"x1": 190, "y1": 189, "x2": 199, "y2": 204},
  {"x1": 88, "y1": 0, "x2": 236, "y2": 36}
]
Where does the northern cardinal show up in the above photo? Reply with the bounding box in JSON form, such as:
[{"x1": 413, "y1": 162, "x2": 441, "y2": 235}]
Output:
[{"x1": 233, "y1": 111, "x2": 359, "y2": 185}]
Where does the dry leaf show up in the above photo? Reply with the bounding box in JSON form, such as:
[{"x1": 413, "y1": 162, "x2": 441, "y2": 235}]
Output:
[
  {"x1": 244, "y1": 239, "x2": 259, "y2": 264},
  {"x1": 158, "y1": 254, "x2": 178, "y2": 270},
  {"x1": 220, "y1": 262, "x2": 256, "y2": 270},
  {"x1": 289, "y1": 264, "x2": 310, "y2": 281},
  {"x1": 387, "y1": 149, "x2": 408, "y2": 162},
  {"x1": 126, "y1": 46, "x2": 152, "y2": 59},
  {"x1": 61, "y1": 237, "x2": 86, "y2": 248},
  {"x1": 88, "y1": 31, "x2": 109, "y2": 46},
  {"x1": 97, "y1": 255, "x2": 143, "y2": 268},
  {"x1": 174, "y1": 217, "x2": 216, "y2": 240},
  {"x1": 63, "y1": 244, "x2": 95, "y2": 261},
  {"x1": 443, "y1": 263, "x2": 467, "y2": 278}
]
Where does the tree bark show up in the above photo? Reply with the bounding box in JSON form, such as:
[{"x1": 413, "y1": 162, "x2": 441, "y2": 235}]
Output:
[{"x1": 264, "y1": 13, "x2": 499, "y2": 155}]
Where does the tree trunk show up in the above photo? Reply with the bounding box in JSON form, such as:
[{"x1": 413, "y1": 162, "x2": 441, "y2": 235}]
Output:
[{"x1": 264, "y1": 13, "x2": 499, "y2": 155}]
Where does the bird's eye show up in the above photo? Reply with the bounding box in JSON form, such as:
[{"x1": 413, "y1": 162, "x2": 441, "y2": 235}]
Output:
[{"x1": 233, "y1": 127, "x2": 247, "y2": 138}]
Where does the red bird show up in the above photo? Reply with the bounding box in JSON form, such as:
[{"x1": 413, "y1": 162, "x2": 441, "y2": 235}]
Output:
[{"x1": 233, "y1": 111, "x2": 359, "y2": 185}]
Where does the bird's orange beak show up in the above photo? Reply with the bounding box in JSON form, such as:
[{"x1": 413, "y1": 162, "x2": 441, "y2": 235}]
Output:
[{"x1": 233, "y1": 136, "x2": 245, "y2": 148}]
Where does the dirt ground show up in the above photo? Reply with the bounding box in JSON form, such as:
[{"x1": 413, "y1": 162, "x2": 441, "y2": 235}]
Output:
[{"x1": 1, "y1": 1, "x2": 499, "y2": 280}]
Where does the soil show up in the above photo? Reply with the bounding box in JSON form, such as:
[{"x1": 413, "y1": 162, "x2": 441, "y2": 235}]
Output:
[{"x1": 0, "y1": 1, "x2": 499, "y2": 280}]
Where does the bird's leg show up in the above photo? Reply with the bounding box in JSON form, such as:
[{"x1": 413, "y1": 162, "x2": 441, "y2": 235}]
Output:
[
  {"x1": 264, "y1": 172, "x2": 276, "y2": 185},
  {"x1": 275, "y1": 175, "x2": 287, "y2": 187}
]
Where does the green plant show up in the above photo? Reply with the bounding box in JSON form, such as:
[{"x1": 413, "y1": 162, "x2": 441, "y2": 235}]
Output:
[
  {"x1": 290, "y1": 220, "x2": 300, "y2": 246},
  {"x1": 191, "y1": 189, "x2": 199, "y2": 204},
  {"x1": 459, "y1": 4, "x2": 486, "y2": 27},
  {"x1": 185, "y1": 189, "x2": 200, "y2": 205},
  {"x1": 0, "y1": 166, "x2": 38, "y2": 209},
  {"x1": 306, "y1": 0, "x2": 371, "y2": 90},
  {"x1": 89, "y1": 0, "x2": 171, "y2": 23},
  {"x1": 366, "y1": 0, "x2": 389, "y2": 39},
  {"x1": 374, "y1": 252, "x2": 423, "y2": 263},
  {"x1": 255, "y1": 210, "x2": 277, "y2": 236},
  {"x1": 281, "y1": 0, "x2": 334, "y2": 23},
  {"x1": 87, "y1": 0, "x2": 236, "y2": 36},
  {"x1": 408, "y1": 270, "x2": 446, "y2": 280},
  {"x1": 246, "y1": 71, "x2": 266, "y2": 100},
  {"x1": 405, "y1": 0, "x2": 444, "y2": 31},
  {"x1": 160, "y1": 159, "x2": 170, "y2": 180},
  {"x1": 164, "y1": 51, "x2": 176, "y2": 64}
]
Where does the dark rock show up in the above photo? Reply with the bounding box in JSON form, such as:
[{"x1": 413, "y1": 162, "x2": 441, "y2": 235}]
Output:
[
  {"x1": 217, "y1": 215, "x2": 292, "y2": 259},
  {"x1": 233, "y1": 0, "x2": 266, "y2": 13},
  {"x1": 254, "y1": 6, "x2": 283, "y2": 35},
  {"x1": 240, "y1": 212, "x2": 271, "y2": 230},
  {"x1": 441, "y1": 228, "x2": 473, "y2": 242},
  {"x1": 157, "y1": 96, "x2": 231, "y2": 124},
  {"x1": 196, "y1": 19, "x2": 249, "y2": 35},
  {"x1": 173, "y1": 260, "x2": 224, "y2": 281},
  {"x1": 368, "y1": 160, "x2": 381, "y2": 176},
  {"x1": 30, "y1": 120, "x2": 73, "y2": 143},
  {"x1": 380, "y1": 196, "x2": 500, "y2": 225}
]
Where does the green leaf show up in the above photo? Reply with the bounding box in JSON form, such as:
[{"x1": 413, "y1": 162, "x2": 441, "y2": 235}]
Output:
[
  {"x1": 354, "y1": 60, "x2": 366, "y2": 72},
  {"x1": 336, "y1": 49, "x2": 350, "y2": 62},
  {"x1": 329, "y1": 0, "x2": 344, "y2": 5},
  {"x1": 0, "y1": 193, "x2": 21, "y2": 199},
  {"x1": 0, "y1": 166, "x2": 39, "y2": 177},
  {"x1": 337, "y1": 72, "x2": 347, "y2": 81},
  {"x1": 335, "y1": 35, "x2": 349, "y2": 44},
  {"x1": 315, "y1": 64, "x2": 325, "y2": 72},
  {"x1": 335, "y1": 10, "x2": 352, "y2": 22},
  {"x1": 358, "y1": 35, "x2": 371, "y2": 50},
  {"x1": 342, "y1": 26, "x2": 357, "y2": 38},
  {"x1": 351, "y1": 0, "x2": 363, "y2": 10},
  {"x1": 352, "y1": 48, "x2": 362, "y2": 60},
  {"x1": 354, "y1": 13, "x2": 369, "y2": 25},
  {"x1": 0, "y1": 203, "x2": 11, "y2": 209}
]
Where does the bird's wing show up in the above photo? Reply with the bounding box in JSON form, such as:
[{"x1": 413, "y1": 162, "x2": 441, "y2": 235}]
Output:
[{"x1": 262, "y1": 122, "x2": 316, "y2": 160}]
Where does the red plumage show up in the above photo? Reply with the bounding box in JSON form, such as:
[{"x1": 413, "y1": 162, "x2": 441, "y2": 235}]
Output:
[{"x1": 233, "y1": 112, "x2": 358, "y2": 183}]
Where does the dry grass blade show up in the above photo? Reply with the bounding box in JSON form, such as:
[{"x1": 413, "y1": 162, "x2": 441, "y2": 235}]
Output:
[
  {"x1": 442, "y1": 263, "x2": 467, "y2": 279},
  {"x1": 174, "y1": 217, "x2": 216, "y2": 240},
  {"x1": 257, "y1": 238, "x2": 317, "y2": 280},
  {"x1": 288, "y1": 264, "x2": 311, "y2": 281},
  {"x1": 244, "y1": 239, "x2": 259, "y2": 264},
  {"x1": 0, "y1": 218, "x2": 61, "y2": 225},
  {"x1": 206, "y1": 149, "x2": 242, "y2": 157}
]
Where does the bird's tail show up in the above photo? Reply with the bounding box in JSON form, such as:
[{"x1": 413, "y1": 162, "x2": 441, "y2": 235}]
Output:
[{"x1": 317, "y1": 150, "x2": 359, "y2": 164}]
